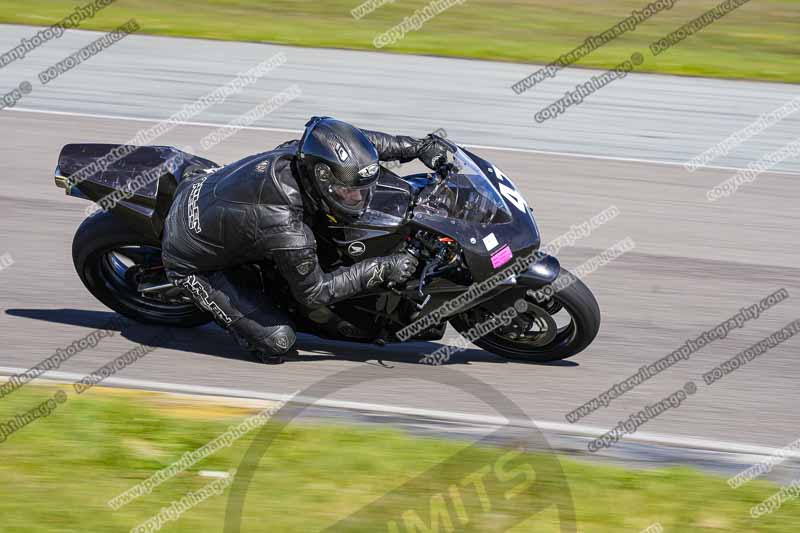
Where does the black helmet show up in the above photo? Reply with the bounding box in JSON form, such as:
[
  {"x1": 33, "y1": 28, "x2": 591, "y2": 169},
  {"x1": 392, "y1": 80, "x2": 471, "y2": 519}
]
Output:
[{"x1": 297, "y1": 116, "x2": 380, "y2": 222}]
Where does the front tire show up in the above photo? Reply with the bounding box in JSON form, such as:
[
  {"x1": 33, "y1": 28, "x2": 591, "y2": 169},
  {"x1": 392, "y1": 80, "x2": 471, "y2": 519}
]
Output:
[
  {"x1": 450, "y1": 268, "x2": 600, "y2": 362},
  {"x1": 72, "y1": 212, "x2": 212, "y2": 327}
]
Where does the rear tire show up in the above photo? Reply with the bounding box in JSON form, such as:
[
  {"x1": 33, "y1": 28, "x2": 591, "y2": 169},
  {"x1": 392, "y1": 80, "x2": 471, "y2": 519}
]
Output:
[
  {"x1": 450, "y1": 267, "x2": 600, "y2": 363},
  {"x1": 72, "y1": 212, "x2": 211, "y2": 327}
]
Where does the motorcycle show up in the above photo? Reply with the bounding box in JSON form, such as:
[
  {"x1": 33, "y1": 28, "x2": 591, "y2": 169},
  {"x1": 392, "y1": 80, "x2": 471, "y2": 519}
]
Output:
[{"x1": 54, "y1": 140, "x2": 600, "y2": 362}]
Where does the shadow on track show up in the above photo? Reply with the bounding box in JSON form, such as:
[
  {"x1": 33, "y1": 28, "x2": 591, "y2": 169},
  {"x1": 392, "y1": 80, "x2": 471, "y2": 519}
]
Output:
[{"x1": 5, "y1": 308, "x2": 578, "y2": 367}]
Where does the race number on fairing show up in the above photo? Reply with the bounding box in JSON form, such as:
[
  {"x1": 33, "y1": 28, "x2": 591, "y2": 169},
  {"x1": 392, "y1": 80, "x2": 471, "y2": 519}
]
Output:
[{"x1": 491, "y1": 165, "x2": 528, "y2": 212}]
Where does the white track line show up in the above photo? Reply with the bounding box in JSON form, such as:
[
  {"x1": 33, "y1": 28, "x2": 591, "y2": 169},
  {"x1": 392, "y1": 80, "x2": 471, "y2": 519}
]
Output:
[
  {"x1": 6, "y1": 106, "x2": 799, "y2": 177},
  {"x1": 6, "y1": 106, "x2": 300, "y2": 134},
  {"x1": 2, "y1": 366, "x2": 798, "y2": 460}
]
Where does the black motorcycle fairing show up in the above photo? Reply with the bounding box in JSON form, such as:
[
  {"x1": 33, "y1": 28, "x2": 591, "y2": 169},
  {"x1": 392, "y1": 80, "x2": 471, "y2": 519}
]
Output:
[
  {"x1": 401, "y1": 147, "x2": 541, "y2": 282},
  {"x1": 55, "y1": 144, "x2": 219, "y2": 240},
  {"x1": 408, "y1": 204, "x2": 538, "y2": 283},
  {"x1": 515, "y1": 253, "x2": 561, "y2": 288}
]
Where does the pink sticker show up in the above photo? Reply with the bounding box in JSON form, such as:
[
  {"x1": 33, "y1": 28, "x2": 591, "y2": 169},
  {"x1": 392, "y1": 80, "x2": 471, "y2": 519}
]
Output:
[{"x1": 490, "y1": 245, "x2": 513, "y2": 269}]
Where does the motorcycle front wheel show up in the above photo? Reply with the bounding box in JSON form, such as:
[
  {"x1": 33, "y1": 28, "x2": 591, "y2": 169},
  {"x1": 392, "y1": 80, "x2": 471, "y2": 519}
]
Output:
[{"x1": 449, "y1": 267, "x2": 600, "y2": 363}]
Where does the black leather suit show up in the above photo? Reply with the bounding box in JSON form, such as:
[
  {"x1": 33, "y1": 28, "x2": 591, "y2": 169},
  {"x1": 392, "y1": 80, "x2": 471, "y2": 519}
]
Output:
[{"x1": 161, "y1": 130, "x2": 432, "y2": 356}]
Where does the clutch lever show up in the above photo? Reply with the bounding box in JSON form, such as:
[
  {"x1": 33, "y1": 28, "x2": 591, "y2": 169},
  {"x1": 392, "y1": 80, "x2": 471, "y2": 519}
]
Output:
[{"x1": 430, "y1": 162, "x2": 457, "y2": 185}]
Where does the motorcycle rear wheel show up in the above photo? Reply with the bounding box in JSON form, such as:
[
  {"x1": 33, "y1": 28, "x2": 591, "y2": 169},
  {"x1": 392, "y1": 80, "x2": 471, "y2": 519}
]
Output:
[
  {"x1": 72, "y1": 212, "x2": 212, "y2": 327},
  {"x1": 450, "y1": 267, "x2": 600, "y2": 363}
]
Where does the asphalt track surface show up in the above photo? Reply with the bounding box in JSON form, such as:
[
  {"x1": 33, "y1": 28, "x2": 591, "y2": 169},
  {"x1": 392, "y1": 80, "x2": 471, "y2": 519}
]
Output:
[{"x1": 1, "y1": 26, "x2": 799, "y2": 455}]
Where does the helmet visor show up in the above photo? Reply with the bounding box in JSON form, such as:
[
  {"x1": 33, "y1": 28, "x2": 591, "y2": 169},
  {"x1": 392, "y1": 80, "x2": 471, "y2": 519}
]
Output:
[{"x1": 325, "y1": 182, "x2": 375, "y2": 216}]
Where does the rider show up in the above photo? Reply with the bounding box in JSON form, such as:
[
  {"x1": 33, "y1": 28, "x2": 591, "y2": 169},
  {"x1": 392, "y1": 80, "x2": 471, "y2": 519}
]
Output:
[{"x1": 161, "y1": 117, "x2": 452, "y2": 363}]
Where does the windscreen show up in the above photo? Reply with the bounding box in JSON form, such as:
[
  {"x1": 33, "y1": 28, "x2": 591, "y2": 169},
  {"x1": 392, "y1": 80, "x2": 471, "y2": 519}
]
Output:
[{"x1": 415, "y1": 147, "x2": 513, "y2": 224}]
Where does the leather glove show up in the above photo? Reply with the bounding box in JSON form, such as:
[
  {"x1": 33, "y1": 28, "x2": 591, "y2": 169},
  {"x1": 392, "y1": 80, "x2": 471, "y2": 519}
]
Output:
[
  {"x1": 381, "y1": 253, "x2": 419, "y2": 285},
  {"x1": 418, "y1": 134, "x2": 454, "y2": 171}
]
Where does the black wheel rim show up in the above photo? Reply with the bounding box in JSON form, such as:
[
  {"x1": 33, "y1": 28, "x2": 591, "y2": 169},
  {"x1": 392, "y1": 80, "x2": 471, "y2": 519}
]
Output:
[
  {"x1": 88, "y1": 244, "x2": 199, "y2": 319},
  {"x1": 462, "y1": 292, "x2": 579, "y2": 358}
]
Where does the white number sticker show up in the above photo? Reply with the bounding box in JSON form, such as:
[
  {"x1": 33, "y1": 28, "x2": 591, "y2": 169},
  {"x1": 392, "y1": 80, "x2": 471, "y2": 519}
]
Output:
[{"x1": 491, "y1": 165, "x2": 528, "y2": 212}]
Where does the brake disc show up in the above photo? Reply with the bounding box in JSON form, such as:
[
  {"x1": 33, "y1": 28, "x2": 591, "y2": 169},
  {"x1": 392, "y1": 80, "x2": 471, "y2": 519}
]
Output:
[{"x1": 495, "y1": 303, "x2": 558, "y2": 347}]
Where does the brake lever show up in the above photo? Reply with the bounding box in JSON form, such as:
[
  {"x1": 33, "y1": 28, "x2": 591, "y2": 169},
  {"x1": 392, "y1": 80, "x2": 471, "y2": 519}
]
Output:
[
  {"x1": 384, "y1": 242, "x2": 439, "y2": 309},
  {"x1": 418, "y1": 257, "x2": 441, "y2": 297}
]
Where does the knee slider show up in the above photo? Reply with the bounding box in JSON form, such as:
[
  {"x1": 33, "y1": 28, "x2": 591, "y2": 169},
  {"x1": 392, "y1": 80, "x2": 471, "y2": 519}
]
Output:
[{"x1": 255, "y1": 326, "x2": 296, "y2": 355}]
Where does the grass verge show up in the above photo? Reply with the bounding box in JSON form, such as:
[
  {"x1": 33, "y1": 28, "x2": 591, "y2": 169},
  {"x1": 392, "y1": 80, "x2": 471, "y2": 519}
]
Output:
[
  {"x1": 0, "y1": 0, "x2": 798, "y2": 83},
  {"x1": 0, "y1": 383, "x2": 797, "y2": 531}
]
